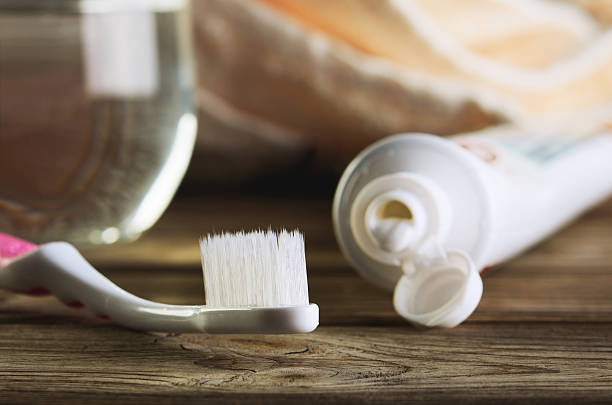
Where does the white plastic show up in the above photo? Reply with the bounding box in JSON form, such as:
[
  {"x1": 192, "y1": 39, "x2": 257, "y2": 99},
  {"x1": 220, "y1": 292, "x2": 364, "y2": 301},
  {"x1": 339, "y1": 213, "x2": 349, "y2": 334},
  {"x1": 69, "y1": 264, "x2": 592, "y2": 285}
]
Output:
[
  {"x1": 350, "y1": 172, "x2": 452, "y2": 266},
  {"x1": 393, "y1": 250, "x2": 482, "y2": 328},
  {"x1": 0, "y1": 242, "x2": 319, "y2": 334},
  {"x1": 333, "y1": 129, "x2": 612, "y2": 327}
]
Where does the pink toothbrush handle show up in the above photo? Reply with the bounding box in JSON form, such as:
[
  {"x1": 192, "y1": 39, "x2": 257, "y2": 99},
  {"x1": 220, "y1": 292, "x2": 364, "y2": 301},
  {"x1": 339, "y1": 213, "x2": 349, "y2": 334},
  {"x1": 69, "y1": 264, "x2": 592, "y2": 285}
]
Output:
[
  {"x1": 0, "y1": 232, "x2": 37, "y2": 263},
  {"x1": 0, "y1": 237, "x2": 205, "y2": 329},
  {"x1": 0, "y1": 235, "x2": 200, "y2": 331},
  {"x1": 0, "y1": 233, "x2": 50, "y2": 295}
]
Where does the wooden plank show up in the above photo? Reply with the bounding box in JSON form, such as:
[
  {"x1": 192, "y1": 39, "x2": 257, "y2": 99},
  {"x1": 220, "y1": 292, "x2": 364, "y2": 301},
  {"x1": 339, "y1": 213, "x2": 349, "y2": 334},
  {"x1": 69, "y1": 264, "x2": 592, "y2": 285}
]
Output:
[
  {"x1": 0, "y1": 319, "x2": 610, "y2": 404},
  {"x1": 0, "y1": 196, "x2": 610, "y2": 404},
  {"x1": 82, "y1": 195, "x2": 612, "y2": 270}
]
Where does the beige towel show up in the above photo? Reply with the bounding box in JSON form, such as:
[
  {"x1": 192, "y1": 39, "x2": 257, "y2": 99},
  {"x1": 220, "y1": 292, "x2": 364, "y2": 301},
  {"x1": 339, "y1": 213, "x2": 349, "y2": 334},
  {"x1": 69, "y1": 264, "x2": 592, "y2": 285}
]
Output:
[{"x1": 191, "y1": 0, "x2": 612, "y2": 183}]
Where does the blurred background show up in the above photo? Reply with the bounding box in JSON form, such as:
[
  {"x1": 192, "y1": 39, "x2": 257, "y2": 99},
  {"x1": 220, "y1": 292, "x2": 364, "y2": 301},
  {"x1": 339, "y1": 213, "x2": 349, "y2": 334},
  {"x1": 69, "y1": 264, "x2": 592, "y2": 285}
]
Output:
[
  {"x1": 1, "y1": 0, "x2": 611, "y2": 245},
  {"x1": 189, "y1": 0, "x2": 612, "y2": 185}
]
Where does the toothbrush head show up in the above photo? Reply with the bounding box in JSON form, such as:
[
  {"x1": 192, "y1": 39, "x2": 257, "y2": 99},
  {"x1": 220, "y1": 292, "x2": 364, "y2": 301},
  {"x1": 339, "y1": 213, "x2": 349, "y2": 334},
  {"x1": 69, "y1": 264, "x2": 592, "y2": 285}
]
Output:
[
  {"x1": 200, "y1": 230, "x2": 309, "y2": 308},
  {"x1": 197, "y1": 230, "x2": 318, "y2": 334}
]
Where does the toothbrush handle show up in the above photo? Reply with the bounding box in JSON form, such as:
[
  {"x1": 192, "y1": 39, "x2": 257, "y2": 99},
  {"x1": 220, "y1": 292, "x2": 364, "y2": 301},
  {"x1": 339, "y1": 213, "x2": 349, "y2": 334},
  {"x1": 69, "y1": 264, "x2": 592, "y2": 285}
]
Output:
[
  {"x1": 0, "y1": 232, "x2": 38, "y2": 271},
  {"x1": 0, "y1": 242, "x2": 203, "y2": 331},
  {"x1": 0, "y1": 233, "x2": 50, "y2": 296}
]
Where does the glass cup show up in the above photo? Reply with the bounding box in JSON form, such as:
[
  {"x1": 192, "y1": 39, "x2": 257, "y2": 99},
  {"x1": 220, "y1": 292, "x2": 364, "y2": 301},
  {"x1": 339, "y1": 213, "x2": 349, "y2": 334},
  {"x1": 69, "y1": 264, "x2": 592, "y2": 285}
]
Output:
[{"x1": 0, "y1": 0, "x2": 197, "y2": 245}]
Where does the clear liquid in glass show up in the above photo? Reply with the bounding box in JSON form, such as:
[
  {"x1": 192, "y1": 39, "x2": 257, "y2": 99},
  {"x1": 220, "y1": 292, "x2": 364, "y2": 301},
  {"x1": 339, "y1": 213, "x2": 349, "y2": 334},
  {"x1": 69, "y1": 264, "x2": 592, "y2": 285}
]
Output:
[{"x1": 0, "y1": 1, "x2": 196, "y2": 245}]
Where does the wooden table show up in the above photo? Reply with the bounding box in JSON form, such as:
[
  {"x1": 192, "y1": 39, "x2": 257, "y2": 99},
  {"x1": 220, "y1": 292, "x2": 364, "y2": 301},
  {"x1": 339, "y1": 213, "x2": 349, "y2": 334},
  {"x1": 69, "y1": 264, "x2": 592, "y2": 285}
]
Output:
[{"x1": 1, "y1": 195, "x2": 611, "y2": 404}]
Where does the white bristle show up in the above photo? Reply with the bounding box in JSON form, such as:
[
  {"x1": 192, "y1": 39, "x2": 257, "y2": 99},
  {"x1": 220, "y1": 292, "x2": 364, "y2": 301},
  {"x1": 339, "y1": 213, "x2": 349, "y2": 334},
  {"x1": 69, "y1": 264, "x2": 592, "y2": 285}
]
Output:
[{"x1": 199, "y1": 230, "x2": 309, "y2": 307}]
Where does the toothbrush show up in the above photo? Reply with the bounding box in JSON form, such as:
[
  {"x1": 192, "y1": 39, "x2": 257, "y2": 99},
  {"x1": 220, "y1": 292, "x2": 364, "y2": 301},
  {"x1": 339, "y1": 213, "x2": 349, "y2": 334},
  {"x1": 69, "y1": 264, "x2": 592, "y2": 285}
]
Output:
[{"x1": 0, "y1": 230, "x2": 319, "y2": 334}]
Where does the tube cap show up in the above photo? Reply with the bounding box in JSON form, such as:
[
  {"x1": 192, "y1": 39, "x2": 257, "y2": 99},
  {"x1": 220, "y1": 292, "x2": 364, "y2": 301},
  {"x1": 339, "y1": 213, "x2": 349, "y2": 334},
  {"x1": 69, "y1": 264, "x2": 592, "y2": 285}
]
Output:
[{"x1": 392, "y1": 250, "x2": 482, "y2": 328}]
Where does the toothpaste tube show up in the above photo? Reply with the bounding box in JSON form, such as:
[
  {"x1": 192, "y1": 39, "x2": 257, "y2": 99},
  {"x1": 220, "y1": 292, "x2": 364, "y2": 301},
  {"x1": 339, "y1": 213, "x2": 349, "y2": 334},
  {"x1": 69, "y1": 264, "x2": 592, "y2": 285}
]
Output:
[{"x1": 332, "y1": 127, "x2": 612, "y2": 327}]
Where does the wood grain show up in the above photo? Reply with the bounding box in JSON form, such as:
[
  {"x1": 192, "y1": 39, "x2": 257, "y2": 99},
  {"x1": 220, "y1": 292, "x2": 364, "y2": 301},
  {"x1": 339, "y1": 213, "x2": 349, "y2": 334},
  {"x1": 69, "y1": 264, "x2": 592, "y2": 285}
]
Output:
[
  {"x1": 0, "y1": 321, "x2": 611, "y2": 404},
  {"x1": 0, "y1": 196, "x2": 611, "y2": 404}
]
